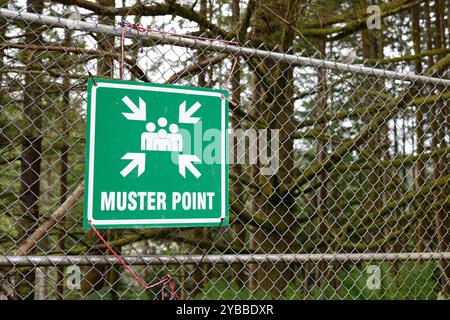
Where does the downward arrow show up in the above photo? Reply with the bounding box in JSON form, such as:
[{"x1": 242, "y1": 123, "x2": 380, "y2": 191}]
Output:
[
  {"x1": 121, "y1": 96, "x2": 146, "y2": 121},
  {"x1": 120, "y1": 153, "x2": 145, "y2": 177},
  {"x1": 179, "y1": 101, "x2": 201, "y2": 124},
  {"x1": 178, "y1": 154, "x2": 201, "y2": 179}
]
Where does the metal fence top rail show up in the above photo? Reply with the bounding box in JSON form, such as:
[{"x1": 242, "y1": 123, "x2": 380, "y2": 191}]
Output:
[
  {"x1": 1, "y1": 253, "x2": 450, "y2": 267},
  {"x1": 1, "y1": 8, "x2": 449, "y2": 87}
]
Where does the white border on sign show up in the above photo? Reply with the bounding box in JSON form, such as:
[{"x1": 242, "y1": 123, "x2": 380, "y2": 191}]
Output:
[{"x1": 88, "y1": 82, "x2": 226, "y2": 226}]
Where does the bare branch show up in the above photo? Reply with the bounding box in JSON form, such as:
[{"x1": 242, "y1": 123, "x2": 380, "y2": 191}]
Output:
[{"x1": 15, "y1": 182, "x2": 84, "y2": 256}]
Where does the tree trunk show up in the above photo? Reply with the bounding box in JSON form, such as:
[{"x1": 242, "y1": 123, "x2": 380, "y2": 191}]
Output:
[
  {"x1": 411, "y1": 3, "x2": 428, "y2": 252},
  {"x1": 230, "y1": 0, "x2": 248, "y2": 289},
  {"x1": 424, "y1": 1, "x2": 434, "y2": 67},
  {"x1": 250, "y1": 0, "x2": 299, "y2": 297},
  {"x1": 314, "y1": 38, "x2": 329, "y2": 285},
  {"x1": 16, "y1": 0, "x2": 44, "y2": 300},
  {"x1": 435, "y1": 0, "x2": 446, "y2": 53},
  {"x1": 81, "y1": 0, "x2": 115, "y2": 295},
  {"x1": 360, "y1": 0, "x2": 383, "y2": 245},
  {"x1": 55, "y1": 28, "x2": 72, "y2": 300},
  {"x1": 432, "y1": 0, "x2": 450, "y2": 295}
]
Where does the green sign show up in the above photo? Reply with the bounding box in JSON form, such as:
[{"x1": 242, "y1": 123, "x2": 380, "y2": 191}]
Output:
[{"x1": 83, "y1": 78, "x2": 228, "y2": 229}]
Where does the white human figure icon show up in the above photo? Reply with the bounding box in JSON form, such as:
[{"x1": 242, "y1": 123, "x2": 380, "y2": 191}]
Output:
[
  {"x1": 141, "y1": 122, "x2": 157, "y2": 151},
  {"x1": 141, "y1": 117, "x2": 183, "y2": 152},
  {"x1": 155, "y1": 117, "x2": 171, "y2": 151},
  {"x1": 168, "y1": 124, "x2": 183, "y2": 152}
]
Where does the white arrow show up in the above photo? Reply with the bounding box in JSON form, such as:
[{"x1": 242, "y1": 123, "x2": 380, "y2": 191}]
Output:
[
  {"x1": 120, "y1": 153, "x2": 145, "y2": 177},
  {"x1": 121, "y1": 96, "x2": 146, "y2": 121},
  {"x1": 179, "y1": 101, "x2": 201, "y2": 124},
  {"x1": 178, "y1": 154, "x2": 201, "y2": 179}
]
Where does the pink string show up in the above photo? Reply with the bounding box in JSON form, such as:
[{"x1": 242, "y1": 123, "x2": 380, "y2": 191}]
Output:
[
  {"x1": 120, "y1": 26, "x2": 125, "y2": 80},
  {"x1": 89, "y1": 220, "x2": 179, "y2": 300}
]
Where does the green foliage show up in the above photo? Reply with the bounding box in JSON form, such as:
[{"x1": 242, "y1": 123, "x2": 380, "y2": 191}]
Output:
[
  {"x1": 393, "y1": 261, "x2": 440, "y2": 299},
  {"x1": 286, "y1": 262, "x2": 442, "y2": 300},
  {"x1": 196, "y1": 262, "x2": 445, "y2": 300},
  {"x1": 195, "y1": 279, "x2": 275, "y2": 300}
]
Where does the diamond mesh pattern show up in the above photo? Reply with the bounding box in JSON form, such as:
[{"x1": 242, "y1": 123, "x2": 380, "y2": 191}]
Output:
[{"x1": 0, "y1": 1, "x2": 449, "y2": 300}]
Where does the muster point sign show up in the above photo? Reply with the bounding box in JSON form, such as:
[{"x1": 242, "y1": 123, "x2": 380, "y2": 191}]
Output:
[{"x1": 83, "y1": 78, "x2": 228, "y2": 229}]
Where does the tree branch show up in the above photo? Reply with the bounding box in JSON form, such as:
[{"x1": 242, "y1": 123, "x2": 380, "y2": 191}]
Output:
[
  {"x1": 0, "y1": 42, "x2": 150, "y2": 82},
  {"x1": 51, "y1": 0, "x2": 171, "y2": 16},
  {"x1": 342, "y1": 173, "x2": 450, "y2": 236},
  {"x1": 165, "y1": 53, "x2": 227, "y2": 84},
  {"x1": 15, "y1": 182, "x2": 84, "y2": 256},
  {"x1": 367, "y1": 48, "x2": 450, "y2": 64}
]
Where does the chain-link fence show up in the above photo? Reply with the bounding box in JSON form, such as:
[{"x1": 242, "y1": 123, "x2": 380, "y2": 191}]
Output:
[{"x1": 0, "y1": 2, "x2": 449, "y2": 300}]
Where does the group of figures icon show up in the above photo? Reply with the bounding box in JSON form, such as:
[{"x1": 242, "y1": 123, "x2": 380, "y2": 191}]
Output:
[{"x1": 141, "y1": 117, "x2": 183, "y2": 152}]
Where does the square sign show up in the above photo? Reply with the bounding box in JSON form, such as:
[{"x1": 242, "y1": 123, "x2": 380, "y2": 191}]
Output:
[{"x1": 83, "y1": 78, "x2": 228, "y2": 229}]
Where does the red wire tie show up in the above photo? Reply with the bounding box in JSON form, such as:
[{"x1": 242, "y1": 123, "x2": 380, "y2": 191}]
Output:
[
  {"x1": 120, "y1": 26, "x2": 126, "y2": 80},
  {"x1": 89, "y1": 220, "x2": 179, "y2": 300}
]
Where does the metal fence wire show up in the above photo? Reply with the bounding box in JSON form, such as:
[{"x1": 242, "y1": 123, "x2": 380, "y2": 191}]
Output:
[{"x1": 0, "y1": 1, "x2": 449, "y2": 300}]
